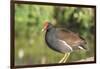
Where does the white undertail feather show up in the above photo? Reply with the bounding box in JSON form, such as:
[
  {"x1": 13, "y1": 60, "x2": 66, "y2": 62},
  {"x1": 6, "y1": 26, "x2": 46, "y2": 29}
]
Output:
[{"x1": 78, "y1": 46, "x2": 85, "y2": 50}]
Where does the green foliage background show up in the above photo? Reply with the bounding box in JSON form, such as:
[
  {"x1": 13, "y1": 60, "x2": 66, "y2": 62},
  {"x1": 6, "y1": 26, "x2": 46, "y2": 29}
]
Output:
[{"x1": 15, "y1": 3, "x2": 95, "y2": 65}]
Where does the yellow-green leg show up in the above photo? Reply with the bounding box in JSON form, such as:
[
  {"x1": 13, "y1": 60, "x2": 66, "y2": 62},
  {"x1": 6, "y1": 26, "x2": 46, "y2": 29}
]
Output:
[
  {"x1": 63, "y1": 53, "x2": 70, "y2": 63},
  {"x1": 59, "y1": 53, "x2": 67, "y2": 63},
  {"x1": 59, "y1": 53, "x2": 70, "y2": 63}
]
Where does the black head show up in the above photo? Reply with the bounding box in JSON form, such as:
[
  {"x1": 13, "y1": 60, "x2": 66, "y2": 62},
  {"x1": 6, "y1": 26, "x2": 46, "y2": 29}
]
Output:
[{"x1": 42, "y1": 21, "x2": 53, "y2": 32}]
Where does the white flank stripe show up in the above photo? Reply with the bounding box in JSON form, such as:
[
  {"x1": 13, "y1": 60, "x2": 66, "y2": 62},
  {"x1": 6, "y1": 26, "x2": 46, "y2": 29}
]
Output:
[{"x1": 59, "y1": 40, "x2": 73, "y2": 51}]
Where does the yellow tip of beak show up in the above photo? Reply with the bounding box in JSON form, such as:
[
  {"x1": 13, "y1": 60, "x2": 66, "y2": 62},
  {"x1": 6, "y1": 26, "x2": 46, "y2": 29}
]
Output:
[{"x1": 42, "y1": 28, "x2": 45, "y2": 32}]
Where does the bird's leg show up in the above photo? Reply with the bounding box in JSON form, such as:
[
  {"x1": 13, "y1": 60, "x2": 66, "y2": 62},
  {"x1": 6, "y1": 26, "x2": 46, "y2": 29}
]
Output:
[
  {"x1": 59, "y1": 53, "x2": 67, "y2": 63},
  {"x1": 63, "y1": 53, "x2": 70, "y2": 63}
]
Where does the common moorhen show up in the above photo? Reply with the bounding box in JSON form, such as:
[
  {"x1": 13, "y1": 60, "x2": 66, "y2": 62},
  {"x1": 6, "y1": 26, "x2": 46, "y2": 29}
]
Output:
[{"x1": 42, "y1": 22, "x2": 87, "y2": 63}]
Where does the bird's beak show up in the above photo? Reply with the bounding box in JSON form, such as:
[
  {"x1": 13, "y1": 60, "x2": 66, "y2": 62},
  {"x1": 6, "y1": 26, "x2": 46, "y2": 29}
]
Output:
[
  {"x1": 42, "y1": 22, "x2": 48, "y2": 32},
  {"x1": 42, "y1": 27, "x2": 46, "y2": 32},
  {"x1": 42, "y1": 28, "x2": 45, "y2": 32}
]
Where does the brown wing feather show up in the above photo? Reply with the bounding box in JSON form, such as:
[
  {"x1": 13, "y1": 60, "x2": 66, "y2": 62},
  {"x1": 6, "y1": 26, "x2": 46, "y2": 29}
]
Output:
[{"x1": 56, "y1": 28, "x2": 83, "y2": 47}]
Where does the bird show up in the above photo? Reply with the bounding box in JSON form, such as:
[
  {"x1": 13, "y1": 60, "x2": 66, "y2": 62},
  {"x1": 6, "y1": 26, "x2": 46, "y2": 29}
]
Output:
[{"x1": 42, "y1": 21, "x2": 87, "y2": 63}]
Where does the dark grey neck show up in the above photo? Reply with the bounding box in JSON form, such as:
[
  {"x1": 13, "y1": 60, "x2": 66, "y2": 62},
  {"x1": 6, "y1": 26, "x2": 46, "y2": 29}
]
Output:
[{"x1": 45, "y1": 23, "x2": 57, "y2": 42}]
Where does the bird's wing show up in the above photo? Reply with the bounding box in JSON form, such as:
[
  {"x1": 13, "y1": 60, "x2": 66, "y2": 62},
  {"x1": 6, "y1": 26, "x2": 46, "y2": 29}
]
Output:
[{"x1": 56, "y1": 28, "x2": 84, "y2": 47}]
